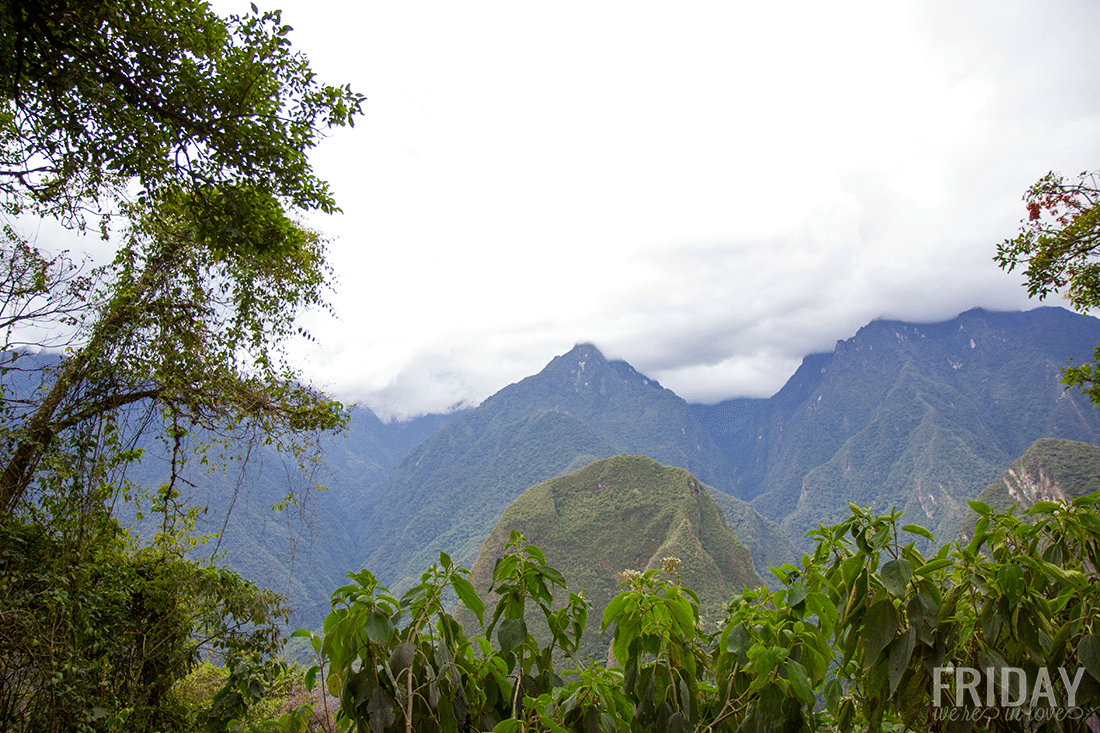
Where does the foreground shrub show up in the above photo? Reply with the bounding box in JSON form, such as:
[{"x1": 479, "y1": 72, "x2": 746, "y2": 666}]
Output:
[{"x1": 258, "y1": 497, "x2": 1100, "y2": 733}]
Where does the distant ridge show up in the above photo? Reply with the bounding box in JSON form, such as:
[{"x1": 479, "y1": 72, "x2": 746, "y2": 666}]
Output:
[
  {"x1": 970, "y1": 437, "x2": 1100, "y2": 517},
  {"x1": 692, "y1": 306, "x2": 1100, "y2": 545}
]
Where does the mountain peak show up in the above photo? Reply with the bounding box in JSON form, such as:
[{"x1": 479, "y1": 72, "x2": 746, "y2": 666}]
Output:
[
  {"x1": 468, "y1": 455, "x2": 762, "y2": 660},
  {"x1": 535, "y1": 343, "x2": 666, "y2": 394},
  {"x1": 538, "y1": 343, "x2": 611, "y2": 382},
  {"x1": 561, "y1": 342, "x2": 609, "y2": 367}
]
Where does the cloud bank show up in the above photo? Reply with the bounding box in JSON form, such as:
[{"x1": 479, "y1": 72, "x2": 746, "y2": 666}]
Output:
[{"x1": 249, "y1": 0, "x2": 1100, "y2": 421}]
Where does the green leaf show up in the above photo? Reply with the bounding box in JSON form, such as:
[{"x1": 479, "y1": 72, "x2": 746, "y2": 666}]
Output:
[
  {"x1": 787, "y1": 583, "x2": 808, "y2": 607},
  {"x1": 438, "y1": 695, "x2": 456, "y2": 733},
  {"x1": 663, "y1": 595, "x2": 695, "y2": 638},
  {"x1": 855, "y1": 528, "x2": 872, "y2": 555},
  {"x1": 367, "y1": 687, "x2": 395, "y2": 733},
  {"x1": 1025, "y1": 500, "x2": 1061, "y2": 515},
  {"x1": 363, "y1": 610, "x2": 395, "y2": 646},
  {"x1": 602, "y1": 593, "x2": 627, "y2": 632},
  {"x1": 1079, "y1": 634, "x2": 1100, "y2": 683},
  {"x1": 901, "y1": 524, "x2": 935, "y2": 541},
  {"x1": 726, "y1": 623, "x2": 751, "y2": 661},
  {"x1": 861, "y1": 600, "x2": 899, "y2": 667},
  {"x1": 388, "y1": 640, "x2": 414, "y2": 677},
  {"x1": 492, "y1": 720, "x2": 523, "y2": 733},
  {"x1": 887, "y1": 627, "x2": 916, "y2": 695},
  {"x1": 880, "y1": 559, "x2": 913, "y2": 597},
  {"x1": 304, "y1": 665, "x2": 319, "y2": 691},
  {"x1": 907, "y1": 593, "x2": 937, "y2": 647},
  {"x1": 451, "y1": 576, "x2": 485, "y2": 626},
  {"x1": 870, "y1": 523, "x2": 891, "y2": 550},
  {"x1": 967, "y1": 500, "x2": 992, "y2": 517},
  {"x1": 998, "y1": 563, "x2": 1025, "y2": 606},
  {"x1": 667, "y1": 711, "x2": 690, "y2": 733},
  {"x1": 786, "y1": 659, "x2": 816, "y2": 706},
  {"x1": 824, "y1": 677, "x2": 842, "y2": 714},
  {"x1": 912, "y1": 557, "x2": 952, "y2": 577},
  {"x1": 497, "y1": 618, "x2": 527, "y2": 655},
  {"x1": 525, "y1": 544, "x2": 547, "y2": 565}
]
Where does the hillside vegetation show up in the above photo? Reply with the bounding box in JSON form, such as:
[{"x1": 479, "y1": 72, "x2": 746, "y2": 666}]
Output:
[
  {"x1": 957, "y1": 438, "x2": 1100, "y2": 538},
  {"x1": 468, "y1": 455, "x2": 763, "y2": 661}
]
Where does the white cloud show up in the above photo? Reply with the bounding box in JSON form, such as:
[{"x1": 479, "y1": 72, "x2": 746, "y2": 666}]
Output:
[{"x1": 217, "y1": 0, "x2": 1100, "y2": 417}]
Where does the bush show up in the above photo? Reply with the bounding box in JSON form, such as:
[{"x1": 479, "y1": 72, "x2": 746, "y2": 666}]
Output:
[{"x1": 261, "y1": 497, "x2": 1100, "y2": 732}]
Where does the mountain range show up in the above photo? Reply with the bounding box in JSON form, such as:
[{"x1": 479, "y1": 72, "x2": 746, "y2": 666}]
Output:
[
  {"x1": 692, "y1": 306, "x2": 1100, "y2": 546},
  {"x1": 334, "y1": 307, "x2": 1100, "y2": 598},
  {"x1": 14, "y1": 305, "x2": 1100, "y2": 634},
  {"x1": 283, "y1": 306, "x2": 1100, "y2": 628}
]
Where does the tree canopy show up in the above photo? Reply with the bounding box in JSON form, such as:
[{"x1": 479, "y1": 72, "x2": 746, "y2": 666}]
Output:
[
  {"x1": 997, "y1": 170, "x2": 1100, "y2": 404},
  {"x1": 0, "y1": 0, "x2": 363, "y2": 253}
]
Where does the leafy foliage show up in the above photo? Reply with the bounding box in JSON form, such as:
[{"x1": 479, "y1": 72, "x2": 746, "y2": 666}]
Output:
[
  {"x1": 0, "y1": 517, "x2": 289, "y2": 733},
  {"x1": 0, "y1": 0, "x2": 358, "y2": 729},
  {"x1": 1, "y1": 0, "x2": 363, "y2": 245},
  {"x1": 997, "y1": 170, "x2": 1100, "y2": 407},
  {"x1": 266, "y1": 498, "x2": 1100, "y2": 733}
]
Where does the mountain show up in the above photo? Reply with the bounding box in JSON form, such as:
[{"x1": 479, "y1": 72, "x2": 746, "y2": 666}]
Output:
[
  {"x1": 692, "y1": 307, "x2": 1100, "y2": 546},
  {"x1": 19, "y1": 305, "x2": 1100, "y2": 634},
  {"x1": 970, "y1": 438, "x2": 1100, "y2": 517},
  {"x1": 177, "y1": 405, "x2": 469, "y2": 627},
  {"x1": 350, "y1": 343, "x2": 741, "y2": 588},
  {"x1": 702, "y1": 489, "x2": 797, "y2": 584},
  {"x1": 467, "y1": 455, "x2": 763, "y2": 661}
]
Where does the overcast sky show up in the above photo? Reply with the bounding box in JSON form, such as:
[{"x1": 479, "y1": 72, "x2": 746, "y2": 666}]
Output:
[{"x1": 213, "y1": 0, "x2": 1100, "y2": 421}]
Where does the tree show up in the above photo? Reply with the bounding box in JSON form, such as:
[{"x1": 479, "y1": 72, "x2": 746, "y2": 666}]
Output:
[
  {"x1": 1, "y1": 0, "x2": 363, "y2": 251},
  {"x1": 0, "y1": 0, "x2": 362, "y2": 729},
  {"x1": 0, "y1": 197, "x2": 344, "y2": 517},
  {"x1": 0, "y1": 0, "x2": 360, "y2": 528},
  {"x1": 997, "y1": 170, "x2": 1100, "y2": 405},
  {"x1": 0, "y1": 518, "x2": 291, "y2": 733}
]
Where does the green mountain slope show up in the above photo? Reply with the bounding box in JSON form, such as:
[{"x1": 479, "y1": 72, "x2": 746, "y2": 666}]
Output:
[
  {"x1": 352, "y1": 344, "x2": 738, "y2": 588},
  {"x1": 703, "y1": 488, "x2": 797, "y2": 585},
  {"x1": 468, "y1": 455, "x2": 763, "y2": 661},
  {"x1": 970, "y1": 438, "x2": 1100, "y2": 517}
]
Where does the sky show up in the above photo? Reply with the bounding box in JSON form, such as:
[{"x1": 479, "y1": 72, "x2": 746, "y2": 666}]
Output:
[{"x1": 210, "y1": 0, "x2": 1100, "y2": 421}]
